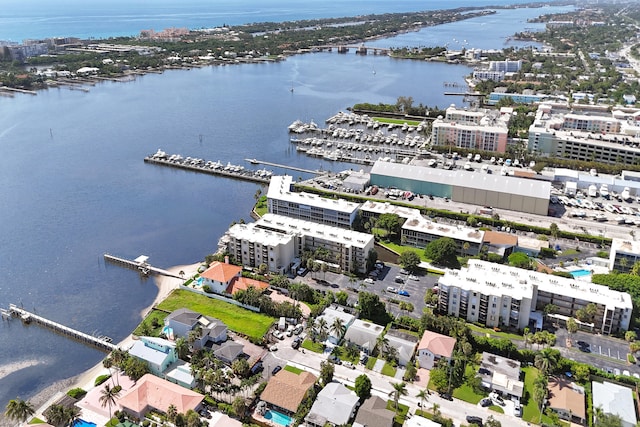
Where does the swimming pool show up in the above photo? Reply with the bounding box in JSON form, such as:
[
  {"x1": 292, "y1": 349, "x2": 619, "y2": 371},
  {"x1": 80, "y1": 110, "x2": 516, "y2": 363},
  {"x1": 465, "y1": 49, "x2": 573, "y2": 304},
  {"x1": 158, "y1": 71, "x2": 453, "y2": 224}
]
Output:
[
  {"x1": 571, "y1": 269, "x2": 592, "y2": 278},
  {"x1": 264, "y1": 409, "x2": 293, "y2": 427},
  {"x1": 73, "y1": 420, "x2": 97, "y2": 427}
]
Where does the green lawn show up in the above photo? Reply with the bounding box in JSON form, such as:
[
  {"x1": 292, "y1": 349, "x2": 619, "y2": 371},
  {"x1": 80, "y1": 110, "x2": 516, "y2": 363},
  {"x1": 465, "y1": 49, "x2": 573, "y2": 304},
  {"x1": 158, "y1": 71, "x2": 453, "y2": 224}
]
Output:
[
  {"x1": 284, "y1": 365, "x2": 304, "y2": 374},
  {"x1": 489, "y1": 405, "x2": 504, "y2": 413},
  {"x1": 133, "y1": 310, "x2": 166, "y2": 336},
  {"x1": 378, "y1": 241, "x2": 430, "y2": 262},
  {"x1": 467, "y1": 324, "x2": 524, "y2": 341},
  {"x1": 453, "y1": 383, "x2": 484, "y2": 404},
  {"x1": 381, "y1": 362, "x2": 397, "y2": 377},
  {"x1": 156, "y1": 289, "x2": 274, "y2": 340},
  {"x1": 373, "y1": 117, "x2": 421, "y2": 126},
  {"x1": 522, "y1": 366, "x2": 556, "y2": 425},
  {"x1": 302, "y1": 338, "x2": 324, "y2": 353},
  {"x1": 386, "y1": 400, "x2": 410, "y2": 426},
  {"x1": 366, "y1": 356, "x2": 378, "y2": 370},
  {"x1": 254, "y1": 195, "x2": 268, "y2": 217}
]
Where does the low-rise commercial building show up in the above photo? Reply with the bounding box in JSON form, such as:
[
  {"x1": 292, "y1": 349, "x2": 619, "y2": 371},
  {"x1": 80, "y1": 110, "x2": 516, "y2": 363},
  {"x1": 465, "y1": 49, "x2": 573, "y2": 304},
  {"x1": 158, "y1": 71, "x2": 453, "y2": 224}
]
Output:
[{"x1": 437, "y1": 260, "x2": 632, "y2": 334}]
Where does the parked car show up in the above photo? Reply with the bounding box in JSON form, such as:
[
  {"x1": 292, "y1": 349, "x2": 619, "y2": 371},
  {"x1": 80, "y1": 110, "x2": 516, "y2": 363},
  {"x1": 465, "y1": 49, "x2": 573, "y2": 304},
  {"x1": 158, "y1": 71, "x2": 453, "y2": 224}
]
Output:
[
  {"x1": 359, "y1": 353, "x2": 369, "y2": 364},
  {"x1": 479, "y1": 398, "x2": 492, "y2": 407},
  {"x1": 398, "y1": 290, "x2": 410, "y2": 297},
  {"x1": 199, "y1": 410, "x2": 212, "y2": 419},
  {"x1": 394, "y1": 276, "x2": 405, "y2": 283},
  {"x1": 343, "y1": 361, "x2": 356, "y2": 369},
  {"x1": 386, "y1": 286, "x2": 398, "y2": 293},
  {"x1": 292, "y1": 337, "x2": 301, "y2": 349},
  {"x1": 328, "y1": 354, "x2": 342, "y2": 365},
  {"x1": 272, "y1": 365, "x2": 282, "y2": 375},
  {"x1": 269, "y1": 344, "x2": 278, "y2": 352},
  {"x1": 364, "y1": 278, "x2": 375, "y2": 285},
  {"x1": 466, "y1": 415, "x2": 483, "y2": 426},
  {"x1": 513, "y1": 402, "x2": 522, "y2": 417},
  {"x1": 439, "y1": 392, "x2": 453, "y2": 401},
  {"x1": 408, "y1": 274, "x2": 419, "y2": 281}
]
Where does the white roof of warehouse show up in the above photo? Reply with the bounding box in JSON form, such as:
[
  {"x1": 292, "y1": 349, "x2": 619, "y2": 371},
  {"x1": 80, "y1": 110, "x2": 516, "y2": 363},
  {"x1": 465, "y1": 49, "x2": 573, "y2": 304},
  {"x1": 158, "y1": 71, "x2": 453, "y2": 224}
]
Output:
[{"x1": 370, "y1": 161, "x2": 551, "y2": 199}]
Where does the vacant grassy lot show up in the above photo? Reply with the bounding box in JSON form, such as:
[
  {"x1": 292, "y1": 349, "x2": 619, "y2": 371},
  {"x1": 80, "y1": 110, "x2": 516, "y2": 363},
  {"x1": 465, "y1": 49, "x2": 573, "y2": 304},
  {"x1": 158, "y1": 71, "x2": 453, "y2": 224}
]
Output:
[
  {"x1": 373, "y1": 117, "x2": 421, "y2": 126},
  {"x1": 156, "y1": 289, "x2": 274, "y2": 340}
]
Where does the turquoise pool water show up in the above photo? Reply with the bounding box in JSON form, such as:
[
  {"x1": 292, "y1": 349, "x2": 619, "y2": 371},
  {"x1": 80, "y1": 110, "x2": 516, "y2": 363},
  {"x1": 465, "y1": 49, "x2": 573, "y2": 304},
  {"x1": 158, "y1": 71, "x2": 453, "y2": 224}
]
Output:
[
  {"x1": 571, "y1": 269, "x2": 592, "y2": 277},
  {"x1": 73, "y1": 420, "x2": 97, "y2": 427},
  {"x1": 264, "y1": 409, "x2": 293, "y2": 427},
  {"x1": 196, "y1": 277, "x2": 204, "y2": 287}
]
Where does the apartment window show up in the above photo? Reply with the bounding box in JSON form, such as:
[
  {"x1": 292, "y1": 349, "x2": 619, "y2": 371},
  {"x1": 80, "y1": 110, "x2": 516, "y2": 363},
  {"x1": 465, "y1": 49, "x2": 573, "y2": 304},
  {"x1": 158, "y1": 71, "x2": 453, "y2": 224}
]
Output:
[
  {"x1": 472, "y1": 304, "x2": 476, "y2": 309},
  {"x1": 492, "y1": 303, "x2": 496, "y2": 308}
]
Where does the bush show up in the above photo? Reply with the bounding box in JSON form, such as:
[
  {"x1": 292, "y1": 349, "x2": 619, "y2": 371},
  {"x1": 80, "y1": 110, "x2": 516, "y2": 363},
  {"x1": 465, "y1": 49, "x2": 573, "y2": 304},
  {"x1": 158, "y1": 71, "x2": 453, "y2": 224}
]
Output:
[
  {"x1": 95, "y1": 374, "x2": 110, "y2": 386},
  {"x1": 66, "y1": 388, "x2": 86, "y2": 399}
]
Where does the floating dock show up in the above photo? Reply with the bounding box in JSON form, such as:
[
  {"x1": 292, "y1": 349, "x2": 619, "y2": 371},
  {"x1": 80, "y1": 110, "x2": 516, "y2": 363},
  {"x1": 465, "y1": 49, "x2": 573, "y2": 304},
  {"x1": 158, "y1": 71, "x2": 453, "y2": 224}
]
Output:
[
  {"x1": 144, "y1": 154, "x2": 271, "y2": 184},
  {"x1": 103, "y1": 254, "x2": 183, "y2": 279},
  {"x1": 7, "y1": 304, "x2": 117, "y2": 352}
]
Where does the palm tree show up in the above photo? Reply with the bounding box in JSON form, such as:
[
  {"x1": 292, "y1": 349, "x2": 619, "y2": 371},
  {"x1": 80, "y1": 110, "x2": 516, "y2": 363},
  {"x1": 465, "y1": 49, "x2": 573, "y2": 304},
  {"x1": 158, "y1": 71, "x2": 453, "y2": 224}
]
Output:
[
  {"x1": 175, "y1": 336, "x2": 189, "y2": 360},
  {"x1": 166, "y1": 404, "x2": 178, "y2": 422},
  {"x1": 330, "y1": 318, "x2": 346, "y2": 344},
  {"x1": 4, "y1": 397, "x2": 35, "y2": 423},
  {"x1": 44, "y1": 404, "x2": 67, "y2": 427},
  {"x1": 388, "y1": 381, "x2": 408, "y2": 413},
  {"x1": 66, "y1": 406, "x2": 81, "y2": 427},
  {"x1": 416, "y1": 389, "x2": 430, "y2": 409},
  {"x1": 534, "y1": 348, "x2": 558, "y2": 376},
  {"x1": 99, "y1": 383, "x2": 121, "y2": 419},
  {"x1": 102, "y1": 357, "x2": 115, "y2": 386},
  {"x1": 316, "y1": 317, "x2": 329, "y2": 342},
  {"x1": 375, "y1": 334, "x2": 389, "y2": 357}
]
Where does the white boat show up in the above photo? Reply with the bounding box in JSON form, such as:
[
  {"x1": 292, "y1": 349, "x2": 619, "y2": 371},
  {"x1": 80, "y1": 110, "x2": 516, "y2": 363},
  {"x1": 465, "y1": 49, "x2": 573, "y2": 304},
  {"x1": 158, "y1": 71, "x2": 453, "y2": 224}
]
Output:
[
  {"x1": 588, "y1": 184, "x2": 598, "y2": 197},
  {"x1": 600, "y1": 184, "x2": 609, "y2": 198},
  {"x1": 428, "y1": 159, "x2": 437, "y2": 167},
  {"x1": 621, "y1": 187, "x2": 633, "y2": 202},
  {"x1": 464, "y1": 162, "x2": 473, "y2": 171}
]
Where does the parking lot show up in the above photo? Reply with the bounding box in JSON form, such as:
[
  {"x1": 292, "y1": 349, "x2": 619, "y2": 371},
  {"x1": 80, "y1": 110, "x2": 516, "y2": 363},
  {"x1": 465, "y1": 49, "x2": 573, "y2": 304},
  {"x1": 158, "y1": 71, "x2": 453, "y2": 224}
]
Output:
[{"x1": 294, "y1": 262, "x2": 439, "y2": 319}]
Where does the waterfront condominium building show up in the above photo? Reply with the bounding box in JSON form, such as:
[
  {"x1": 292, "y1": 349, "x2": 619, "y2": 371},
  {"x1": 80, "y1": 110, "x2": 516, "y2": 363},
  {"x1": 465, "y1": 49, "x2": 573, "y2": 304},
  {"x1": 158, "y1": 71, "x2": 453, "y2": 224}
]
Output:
[
  {"x1": 489, "y1": 60, "x2": 522, "y2": 73},
  {"x1": 437, "y1": 260, "x2": 632, "y2": 334},
  {"x1": 609, "y1": 238, "x2": 640, "y2": 273},
  {"x1": 430, "y1": 105, "x2": 509, "y2": 153},
  {"x1": 528, "y1": 103, "x2": 640, "y2": 165},
  {"x1": 267, "y1": 175, "x2": 360, "y2": 228},
  {"x1": 224, "y1": 222, "x2": 296, "y2": 274},
  {"x1": 253, "y1": 213, "x2": 374, "y2": 274}
]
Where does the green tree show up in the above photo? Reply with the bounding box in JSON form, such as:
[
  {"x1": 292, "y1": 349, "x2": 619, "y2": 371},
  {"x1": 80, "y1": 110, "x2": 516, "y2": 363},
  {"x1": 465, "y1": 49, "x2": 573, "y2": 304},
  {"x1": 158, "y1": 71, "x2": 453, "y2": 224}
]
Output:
[
  {"x1": 424, "y1": 237, "x2": 460, "y2": 268},
  {"x1": 388, "y1": 381, "x2": 408, "y2": 413},
  {"x1": 535, "y1": 348, "x2": 560, "y2": 375},
  {"x1": 330, "y1": 317, "x2": 346, "y2": 343},
  {"x1": 631, "y1": 261, "x2": 640, "y2": 276},
  {"x1": 376, "y1": 213, "x2": 401, "y2": 237},
  {"x1": 398, "y1": 250, "x2": 421, "y2": 272},
  {"x1": 354, "y1": 374, "x2": 372, "y2": 400},
  {"x1": 416, "y1": 389, "x2": 430, "y2": 409},
  {"x1": 549, "y1": 223, "x2": 560, "y2": 239},
  {"x1": 320, "y1": 360, "x2": 334, "y2": 386},
  {"x1": 573, "y1": 364, "x2": 590, "y2": 383},
  {"x1": 485, "y1": 415, "x2": 502, "y2": 427},
  {"x1": 567, "y1": 317, "x2": 578, "y2": 344},
  {"x1": 533, "y1": 374, "x2": 548, "y2": 425},
  {"x1": 167, "y1": 404, "x2": 178, "y2": 422},
  {"x1": 4, "y1": 398, "x2": 35, "y2": 423},
  {"x1": 594, "y1": 410, "x2": 623, "y2": 427},
  {"x1": 232, "y1": 396, "x2": 247, "y2": 419},
  {"x1": 429, "y1": 366, "x2": 449, "y2": 393},
  {"x1": 232, "y1": 358, "x2": 250, "y2": 378},
  {"x1": 316, "y1": 317, "x2": 329, "y2": 342},
  {"x1": 175, "y1": 337, "x2": 189, "y2": 360},
  {"x1": 403, "y1": 360, "x2": 418, "y2": 381},
  {"x1": 358, "y1": 291, "x2": 391, "y2": 325},
  {"x1": 626, "y1": 330, "x2": 637, "y2": 342},
  {"x1": 98, "y1": 383, "x2": 121, "y2": 419},
  {"x1": 508, "y1": 252, "x2": 532, "y2": 269},
  {"x1": 335, "y1": 290, "x2": 348, "y2": 306}
]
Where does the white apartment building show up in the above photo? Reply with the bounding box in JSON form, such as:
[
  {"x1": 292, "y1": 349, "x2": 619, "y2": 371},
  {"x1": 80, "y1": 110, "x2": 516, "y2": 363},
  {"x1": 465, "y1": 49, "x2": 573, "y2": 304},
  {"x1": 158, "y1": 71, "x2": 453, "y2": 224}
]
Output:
[
  {"x1": 225, "y1": 222, "x2": 296, "y2": 274},
  {"x1": 267, "y1": 175, "x2": 360, "y2": 228},
  {"x1": 528, "y1": 103, "x2": 640, "y2": 164},
  {"x1": 437, "y1": 260, "x2": 632, "y2": 334},
  {"x1": 489, "y1": 60, "x2": 522, "y2": 73},
  {"x1": 430, "y1": 105, "x2": 509, "y2": 152},
  {"x1": 472, "y1": 69, "x2": 505, "y2": 82},
  {"x1": 609, "y1": 238, "x2": 640, "y2": 273},
  {"x1": 255, "y1": 213, "x2": 374, "y2": 274}
]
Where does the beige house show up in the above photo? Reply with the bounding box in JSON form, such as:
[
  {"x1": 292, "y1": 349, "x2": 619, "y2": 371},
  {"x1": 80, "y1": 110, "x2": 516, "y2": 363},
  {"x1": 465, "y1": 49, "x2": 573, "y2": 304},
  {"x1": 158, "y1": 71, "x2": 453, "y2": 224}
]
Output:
[
  {"x1": 416, "y1": 330, "x2": 456, "y2": 370},
  {"x1": 260, "y1": 370, "x2": 317, "y2": 414}
]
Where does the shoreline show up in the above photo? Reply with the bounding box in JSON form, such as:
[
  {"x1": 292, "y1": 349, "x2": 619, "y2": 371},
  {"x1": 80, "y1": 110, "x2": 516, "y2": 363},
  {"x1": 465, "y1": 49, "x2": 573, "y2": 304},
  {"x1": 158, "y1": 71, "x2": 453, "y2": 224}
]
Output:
[{"x1": 0, "y1": 262, "x2": 201, "y2": 427}]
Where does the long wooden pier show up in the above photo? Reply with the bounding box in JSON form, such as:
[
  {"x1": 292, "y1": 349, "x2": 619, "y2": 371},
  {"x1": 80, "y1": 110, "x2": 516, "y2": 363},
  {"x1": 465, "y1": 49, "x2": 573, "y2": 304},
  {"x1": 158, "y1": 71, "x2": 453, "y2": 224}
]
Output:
[
  {"x1": 8, "y1": 304, "x2": 117, "y2": 352},
  {"x1": 103, "y1": 254, "x2": 183, "y2": 279},
  {"x1": 144, "y1": 156, "x2": 270, "y2": 184},
  {"x1": 243, "y1": 159, "x2": 323, "y2": 175}
]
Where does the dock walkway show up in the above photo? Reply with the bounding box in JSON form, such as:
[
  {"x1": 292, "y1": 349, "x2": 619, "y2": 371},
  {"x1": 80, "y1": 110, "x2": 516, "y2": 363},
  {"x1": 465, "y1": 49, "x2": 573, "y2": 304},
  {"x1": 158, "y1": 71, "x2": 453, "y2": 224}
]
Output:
[
  {"x1": 244, "y1": 159, "x2": 322, "y2": 175},
  {"x1": 7, "y1": 304, "x2": 117, "y2": 352},
  {"x1": 144, "y1": 156, "x2": 270, "y2": 184},
  {"x1": 103, "y1": 254, "x2": 182, "y2": 279}
]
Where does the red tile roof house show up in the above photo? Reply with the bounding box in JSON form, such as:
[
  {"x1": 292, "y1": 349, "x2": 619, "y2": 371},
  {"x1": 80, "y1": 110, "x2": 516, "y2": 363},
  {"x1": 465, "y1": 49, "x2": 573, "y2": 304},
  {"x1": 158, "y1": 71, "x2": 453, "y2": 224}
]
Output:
[
  {"x1": 200, "y1": 261, "x2": 268, "y2": 295},
  {"x1": 118, "y1": 374, "x2": 204, "y2": 419},
  {"x1": 259, "y1": 370, "x2": 317, "y2": 415},
  {"x1": 416, "y1": 330, "x2": 457, "y2": 370}
]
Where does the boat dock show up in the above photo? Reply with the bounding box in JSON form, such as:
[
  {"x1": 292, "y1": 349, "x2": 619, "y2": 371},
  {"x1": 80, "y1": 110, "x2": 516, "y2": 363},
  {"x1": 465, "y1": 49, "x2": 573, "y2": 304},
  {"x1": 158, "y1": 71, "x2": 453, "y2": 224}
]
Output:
[
  {"x1": 7, "y1": 304, "x2": 117, "y2": 352},
  {"x1": 103, "y1": 254, "x2": 183, "y2": 279},
  {"x1": 144, "y1": 153, "x2": 272, "y2": 184},
  {"x1": 243, "y1": 159, "x2": 322, "y2": 175}
]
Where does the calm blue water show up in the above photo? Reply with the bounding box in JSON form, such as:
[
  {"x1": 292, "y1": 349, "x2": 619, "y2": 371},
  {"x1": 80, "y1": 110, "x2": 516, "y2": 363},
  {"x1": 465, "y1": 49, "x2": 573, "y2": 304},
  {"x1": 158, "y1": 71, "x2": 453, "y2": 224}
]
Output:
[
  {"x1": 265, "y1": 409, "x2": 293, "y2": 427},
  {"x1": 0, "y1": 0, "x2": 573, "y2": 418},
  {"x1": 1, "y1": 0, "x2": 561, "y2": 41},
  {"x1": 73, "y1": 420, "x2": 97, "y2": 427},
  {"x1": 571, "y1": 269, "x2": 592, "y2": 277}
]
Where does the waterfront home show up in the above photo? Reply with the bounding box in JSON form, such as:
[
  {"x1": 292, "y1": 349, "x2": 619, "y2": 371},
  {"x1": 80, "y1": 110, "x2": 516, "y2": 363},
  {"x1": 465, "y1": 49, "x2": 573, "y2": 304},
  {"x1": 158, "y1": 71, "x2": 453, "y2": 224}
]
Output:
[
  {"x1": 353, "y1": 396, "x2": 395, "y2": 427},
  {"x1": 128, "y1": 336, "x2": 197, "y2": 388},
  {"x1": 200, "y1": 260, "x2": 242, "y2": 293},
  {"x1": 164, "y1": 308, "x2": 228, "y2": 349},
  {"x1": 416, "y1": 330, "x2": 456, "y2": 370},
  {"x1": 259, "y1": 370, "x2": 317, "y2": 415},
  {"x1": 118, "y1": 374, "x2": 204, "y2": 419},
  {"x1": 305, "y1": 382, "x2": 359, "y2": 427}
]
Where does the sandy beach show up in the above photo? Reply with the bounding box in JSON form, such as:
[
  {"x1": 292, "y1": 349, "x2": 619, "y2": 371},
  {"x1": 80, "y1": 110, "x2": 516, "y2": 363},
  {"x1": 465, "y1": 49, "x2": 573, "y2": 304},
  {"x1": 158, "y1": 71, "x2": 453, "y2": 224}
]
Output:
[{"x1": 0, "y1": 262, "x2": 201, "y2": 427}]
